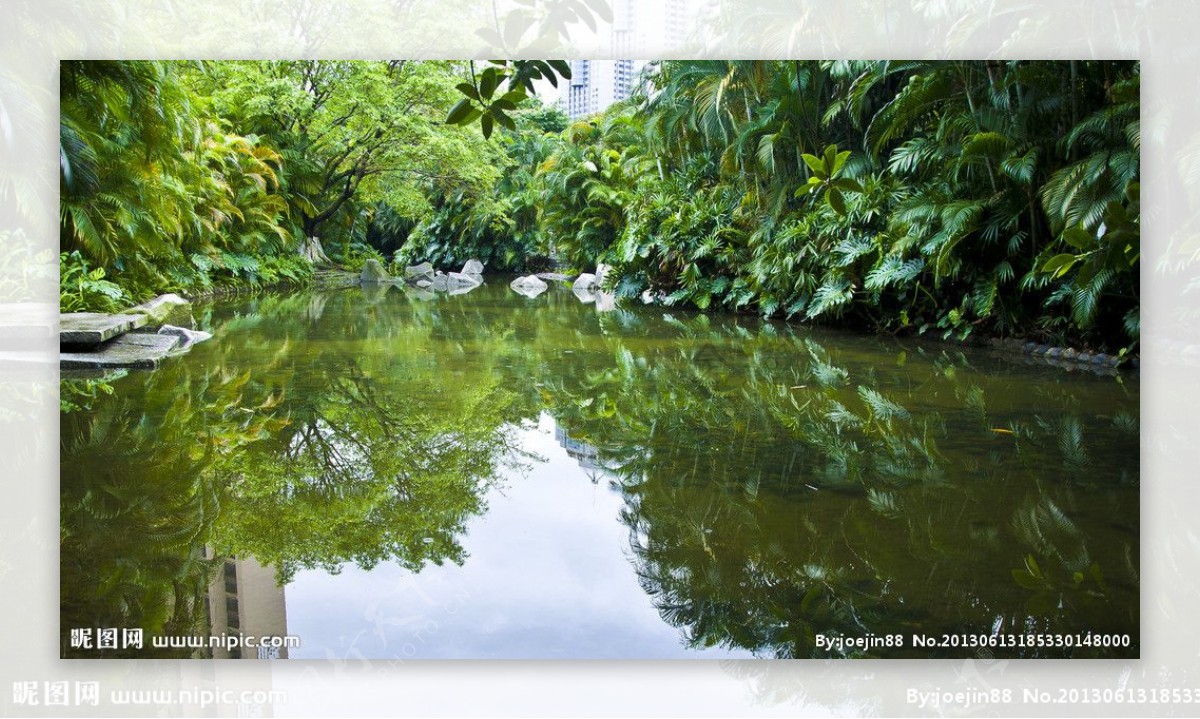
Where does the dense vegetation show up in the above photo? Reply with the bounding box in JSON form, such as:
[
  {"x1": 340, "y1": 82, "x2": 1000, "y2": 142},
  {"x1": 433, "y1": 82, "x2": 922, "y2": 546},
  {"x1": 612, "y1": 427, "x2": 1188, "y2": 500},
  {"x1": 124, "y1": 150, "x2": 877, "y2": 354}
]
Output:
[
  {"x1": 60, "y1": 60, "x2": 1139, "y2": 352},
  {"x1": 59, "y1": 60, "x2": 506, "y2": 306}
]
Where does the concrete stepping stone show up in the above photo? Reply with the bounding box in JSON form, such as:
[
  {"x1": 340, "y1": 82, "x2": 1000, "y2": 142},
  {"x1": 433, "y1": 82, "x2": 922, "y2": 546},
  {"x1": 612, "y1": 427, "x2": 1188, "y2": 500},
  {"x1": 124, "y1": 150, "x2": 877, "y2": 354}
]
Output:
[
  {"x1": 60, "y1": 313, "x2": 148, "y2": 349},
  {"x1": 60, "y1": 332, "x2": 181, "y2": 369}
]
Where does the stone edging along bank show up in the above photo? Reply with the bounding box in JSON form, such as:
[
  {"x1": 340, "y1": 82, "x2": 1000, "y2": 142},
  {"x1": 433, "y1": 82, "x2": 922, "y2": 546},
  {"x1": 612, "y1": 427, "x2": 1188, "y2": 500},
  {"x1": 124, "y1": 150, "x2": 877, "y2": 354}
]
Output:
[{"x1": 984, "y1": 336, "x2": 1138, "y2": 373}]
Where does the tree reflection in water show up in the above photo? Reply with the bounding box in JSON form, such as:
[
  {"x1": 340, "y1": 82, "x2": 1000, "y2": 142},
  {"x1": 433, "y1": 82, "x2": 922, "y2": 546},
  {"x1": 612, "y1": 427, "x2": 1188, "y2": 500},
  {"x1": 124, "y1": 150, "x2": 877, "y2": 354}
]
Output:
[
  {"x1": 542, "y1": 313, "x2": 1138, "y2": 658},
  {"x1": 61, "y1": 289, "x2": 528, "y2": 656},
  {"x1": 61, "y1": 285, "x2": 1138, "y2": 657}
]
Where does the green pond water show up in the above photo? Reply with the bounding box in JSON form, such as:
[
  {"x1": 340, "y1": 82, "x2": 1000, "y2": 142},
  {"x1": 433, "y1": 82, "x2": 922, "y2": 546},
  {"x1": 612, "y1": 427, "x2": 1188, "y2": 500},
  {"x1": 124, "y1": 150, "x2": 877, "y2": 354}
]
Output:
[{"x1": 60, "y1": 281, "x2": 1139, "y2": 659}]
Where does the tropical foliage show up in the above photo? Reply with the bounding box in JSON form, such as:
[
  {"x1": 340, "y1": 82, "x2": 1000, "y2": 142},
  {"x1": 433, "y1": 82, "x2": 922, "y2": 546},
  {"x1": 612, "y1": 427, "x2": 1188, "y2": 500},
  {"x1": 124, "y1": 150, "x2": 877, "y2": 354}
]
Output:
[
  {"x1": 61, "y1": 60, "x2": 1139, "y2": 351},
  {"x1": 59, "y1": 60, "x2": 504, "y2": 306},
  {"x1": 459, "y1": 59, "x2": 1140, "y2": 352}
]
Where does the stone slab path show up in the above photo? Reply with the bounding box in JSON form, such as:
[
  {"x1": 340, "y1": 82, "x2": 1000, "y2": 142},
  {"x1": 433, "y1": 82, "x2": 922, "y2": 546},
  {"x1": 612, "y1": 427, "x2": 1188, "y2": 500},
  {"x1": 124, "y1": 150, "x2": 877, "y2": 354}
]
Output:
[
  {"x1": 60, "y1": 332, "x2": 180, "y2": 369},
  {"x1": 61, "y1": 313, "x2": 148, "y2": 347}
]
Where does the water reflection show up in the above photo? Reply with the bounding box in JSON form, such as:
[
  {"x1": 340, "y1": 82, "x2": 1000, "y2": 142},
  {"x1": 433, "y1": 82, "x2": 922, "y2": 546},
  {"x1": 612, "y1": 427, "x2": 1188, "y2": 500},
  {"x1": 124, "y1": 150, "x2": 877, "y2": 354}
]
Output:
[
  {"x1": 60, "y1": 283, "x2": 1138, "y2": 658},
  {"x1": 61, "y1": 290, "x2": 527, "y2": 656},
  {"x1": 543, "y1": 320, "x2": 1137, "y2": 657}
]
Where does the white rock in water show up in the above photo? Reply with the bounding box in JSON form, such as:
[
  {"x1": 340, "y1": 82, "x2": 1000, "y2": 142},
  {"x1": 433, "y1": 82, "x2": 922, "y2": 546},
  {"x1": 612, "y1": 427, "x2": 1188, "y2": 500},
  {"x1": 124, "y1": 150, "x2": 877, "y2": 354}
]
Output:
[
  {"x1": 157, "y1": 324, "x2": 212, "y2": 350},
  {"x1": 405, "y1": 262, "x2": 435, "y2": 282},
  {"x1": 431, "y1": 272, "x2": 449, "y2": 291},
  {"x1": 573, "y1": 273, "x2": 597, "y2": 293},
  {"x1": 448, "y1": 283, "x2": 481, "y2": 296},
  {"x1": 447, "y1": 271, "x2": 482, "y2": 288},
  {"x1": 594, "y1": 263, "x2": 611, "y2": 288},
  {"x1": 462, "y1": 259, "x2": 485, "y2": 276},
  {"x1": 510, "y1": 275, "x2": 548, "y2": 298},
  {"x1": 360, "y1": 258, "x2": 390, "y2": 283}
]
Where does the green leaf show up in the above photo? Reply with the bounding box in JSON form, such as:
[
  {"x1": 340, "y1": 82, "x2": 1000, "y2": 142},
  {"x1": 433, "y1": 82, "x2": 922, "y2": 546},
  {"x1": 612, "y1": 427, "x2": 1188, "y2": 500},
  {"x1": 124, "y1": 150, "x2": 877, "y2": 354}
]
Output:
[
  {"x1": 445, "y1": 98, "x2": 474, "y2": 125},
  {"x1": 1000, "y1": 149, "x2": 1037, "y2": 184},
  {"x1": 1125, "y1": 180, "x2": 1140, "y2": 204},
  {"x1": 828, "y1": 188, "x2": 847, "y2": 215},
  {"x1": 832, "y1": 149, "x2": 851, "y2": 175},
  {"x1": 494, "y1": 110, "x2": 516, "y2": 131},
  {"x1": 1025, "y1": 592, "x2": 1058, "y2": 616},
  {"x1": 481, "y1": 113, "x2": 494, "y2": 139},
  {"x1": 1062, "y1": 225, "x2": 1093, "y2": 251},
  {"x1": 1041, "y1": 253, "x2": 1079, "y2": 278},
  {"x1": 832, "y1": 177, "x2": 863, "y2": 193},
  {"x1": 801, "y1": 153, "x2": 826, "y2": 177},
  {"x1": 454, "y1": 82, "x2": 481, "y2": 102},
  {"x1": 479, "y1": 67, "x2": 500, "y2": 100},
  {"x1": 823, "y1": 144, "x2": 838, "y2": 173},
  {"x1": 794, "y1": 177, "x2": 823, "y2": 198},
  {"x1": 500, "y1": 89, "x2": 527, "y2": 104},
  {"x1": 1012, "y1": 569, "x2": 1041, "y2": 590},
  {"x1": 547, "y1": 60, "x2": 572, "y2": 80}
]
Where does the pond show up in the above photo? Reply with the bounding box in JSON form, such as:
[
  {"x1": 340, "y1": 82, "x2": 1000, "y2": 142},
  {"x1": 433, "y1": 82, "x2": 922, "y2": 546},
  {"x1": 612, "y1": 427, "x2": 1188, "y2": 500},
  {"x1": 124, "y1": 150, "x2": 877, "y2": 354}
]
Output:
[{"x1": 60, "y1": 280, "x2": 1139, "y2": 659}]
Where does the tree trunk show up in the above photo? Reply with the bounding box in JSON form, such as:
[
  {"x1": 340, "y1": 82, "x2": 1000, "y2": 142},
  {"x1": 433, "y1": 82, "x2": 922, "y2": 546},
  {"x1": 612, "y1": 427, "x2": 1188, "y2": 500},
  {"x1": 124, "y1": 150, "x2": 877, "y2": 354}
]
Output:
[{"x1": 298, "y1": 236, "x2": 334, "y2": 266}]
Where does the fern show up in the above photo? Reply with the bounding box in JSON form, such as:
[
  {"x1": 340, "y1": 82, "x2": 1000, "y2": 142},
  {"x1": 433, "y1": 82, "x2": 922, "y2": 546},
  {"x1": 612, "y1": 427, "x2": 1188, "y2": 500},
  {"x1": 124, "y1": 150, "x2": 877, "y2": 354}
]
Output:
[
  {"x1": 806, "y1": 278, "x2": 854, "y2": 319},
  {"x1": 833, "y1": 236, "x2": 876, "y2": 267},
  {"x1": 864, "y1": 256, "x2": 923, "y2": 290}
]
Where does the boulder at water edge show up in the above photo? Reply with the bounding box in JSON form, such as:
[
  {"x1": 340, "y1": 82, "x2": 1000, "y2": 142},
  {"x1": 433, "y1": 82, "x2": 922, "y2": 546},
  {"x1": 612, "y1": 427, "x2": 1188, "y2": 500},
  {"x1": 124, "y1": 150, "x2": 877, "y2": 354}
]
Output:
[
  {"x1": 129, "y1": 293, "x2": 190, "y2": 323},
  {"x1": 573, "y1": 273, "x2": 597, "y2": 292},
  {"x1": 595, "y1": 263, "x2": 611, "y2": 288},
  {"x1": 462, "y1": 259, "x2": 485, "y2": 276},
  {"x1": 405, "y1": 262, "x2": 435, "y2": 283},
  {"x1": 447, "y1": 271, "x2": 482, "y2": 289},
  {"x1": 360, "y1": 259, "x2": 390, "y2": 283},
  {"x1": 536, "y1": 272, "x2": 575, "y2": 283},
  {"x1": 510, "y1": 275, "x2": 549, "y2": 298}
]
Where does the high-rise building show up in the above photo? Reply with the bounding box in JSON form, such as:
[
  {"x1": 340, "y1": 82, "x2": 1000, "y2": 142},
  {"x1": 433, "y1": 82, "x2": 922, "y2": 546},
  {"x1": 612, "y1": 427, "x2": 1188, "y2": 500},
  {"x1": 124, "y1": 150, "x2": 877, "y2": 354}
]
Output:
[
  {"x1": 612, "y1": 0, "x2": 692, "y2": 56},
  {"x1": 557, "y1": 0, "x2": 696, "y2": 119},
  {"x1": 205, "y1": 555, "x2": 290, "y2": 660},
  {"x1": 563, "y1": 59, "x2": 637, "y2": 119}
]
